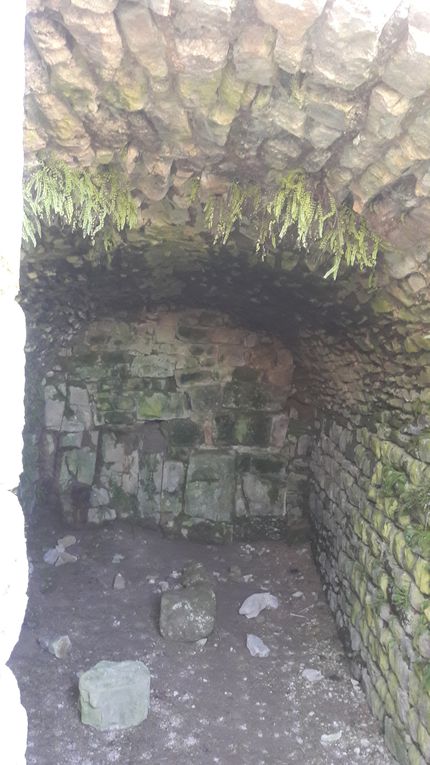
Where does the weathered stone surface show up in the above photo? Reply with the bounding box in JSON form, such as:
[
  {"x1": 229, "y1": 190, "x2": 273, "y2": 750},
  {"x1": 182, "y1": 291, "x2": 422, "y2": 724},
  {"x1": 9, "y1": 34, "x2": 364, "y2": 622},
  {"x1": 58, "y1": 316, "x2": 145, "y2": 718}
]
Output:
[
  {"x1": 60, "y1": 5, "x2": 123, "y2": 74},
  {"x1": 117, "y1": 4, "x2": 168, "y2": 80},
  {"x1": 23, "y1": 1, "x2": 430, "y2": 246},
  {"x1": 184, "y1": 451, "x2": 235, "y2": 522},
  {"x1": 383, "y1": 21, "x2": 430, "y2": 98},
  {"x1": 255, "y1": 0, "x2": 325, "y2": 41},
  {"x1": 313, "y1": 1, "x2": 400, "y2": 91},
  {"x1": 233, "y1": 23, "x2": 276, "y2": 86},
  {"x1": 79, "y1": 660, "x2": 150, "y2": 730},
  {"x1": 159, "y1": 586, "x2": 216, "y2": 641}
]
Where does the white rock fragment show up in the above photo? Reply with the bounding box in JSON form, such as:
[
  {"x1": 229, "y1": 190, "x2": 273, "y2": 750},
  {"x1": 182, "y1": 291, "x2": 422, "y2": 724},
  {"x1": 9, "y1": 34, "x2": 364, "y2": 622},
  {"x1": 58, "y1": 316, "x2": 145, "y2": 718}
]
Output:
[
  {"x1": 302, "y1": 668, "x2": 323, "y2": 683},
  {"x1": 57, "y1": 535, "x2": 76, "y2": 548},
  {"x1": 44, "y1": 544, "x2": 78, "y2": 565},
  {"x1": 113, "y1": 572, "x2": 126, "y2": 590},
  {"x1": 292, "y1": 591, "x2": 304, "y2": 598},
  {"x1": 246, "y1": 634, "x2": 270, "y2": 658},
  {"x1": 158, "y1": 580, "x2": 169, "y2": 592},
  {"x1": 195, "y1": 638, "x2": 207, "y2": 649},
  {"x1": 40, "y1": 634, "x2": 72, "y2": 659},
  {"x1": 55, "y1": 551, "x2": 78, "y2": 566},
  {"x1": 112, "y1": 553, "x2": 125, "y2": 564},
  {"x1": 321, "y1": 731, "x2": 342, "y2": 744},
  {"x1": 43, "y1": 547, "x2": 59, "y2": 565},
  {"x1": 239, "y1": 592, "x2": 279, "y2": 618}
]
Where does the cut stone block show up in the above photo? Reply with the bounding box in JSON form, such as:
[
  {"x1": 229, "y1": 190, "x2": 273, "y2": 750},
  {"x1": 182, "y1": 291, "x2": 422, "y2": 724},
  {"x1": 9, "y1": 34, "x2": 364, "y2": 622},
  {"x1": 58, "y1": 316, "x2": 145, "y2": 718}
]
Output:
[
  {"x1": 159, "y1": 586, "x2": 216, "y2": 641},
  {"x1": 184, "y1": 451, "x2": 235, "y2": 522},
  {"x1": 79, "y1": 660, "x2": 150, "y2": 731}
]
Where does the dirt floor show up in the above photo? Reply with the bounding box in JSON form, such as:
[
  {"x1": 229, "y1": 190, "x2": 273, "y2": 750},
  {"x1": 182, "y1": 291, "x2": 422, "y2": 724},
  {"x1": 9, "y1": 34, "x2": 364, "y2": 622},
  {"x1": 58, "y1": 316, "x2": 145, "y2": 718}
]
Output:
[{"x1": 10, "y1": 513, "x2": 395, "y2": 765}]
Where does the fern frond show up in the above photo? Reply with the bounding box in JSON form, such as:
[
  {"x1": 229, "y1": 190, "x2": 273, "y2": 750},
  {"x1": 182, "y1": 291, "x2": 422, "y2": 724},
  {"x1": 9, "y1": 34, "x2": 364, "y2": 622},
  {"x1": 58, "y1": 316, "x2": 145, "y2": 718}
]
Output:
[{"x1": 22, "y1": 158, "x2": 138, "y2": 249}]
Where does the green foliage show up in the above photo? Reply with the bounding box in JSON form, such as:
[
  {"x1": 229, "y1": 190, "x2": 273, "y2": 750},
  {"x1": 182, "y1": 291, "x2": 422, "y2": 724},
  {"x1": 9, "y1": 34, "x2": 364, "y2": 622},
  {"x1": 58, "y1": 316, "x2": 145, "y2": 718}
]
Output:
[
  {"x1": 405, "y1": 527, "x2": 430, "y2": 558},
  {"x1": 380, "y1": 467, "x2": 407, "y2": 498},
  {"x1": 391, "y1": 584, "x2": 410, "y2": 613},
  {"x1": 190, "y1": 170, "x2": 382, "y2": 279},
  {"x1": 415, "y1": 661, "x2": 430, "y2": 694},
  {"x1": 22, "y1": 158, "x2": 138, "y2": 249},
  {"x1": 401, "y1": 479, "x2": 430, "y2": 526}
]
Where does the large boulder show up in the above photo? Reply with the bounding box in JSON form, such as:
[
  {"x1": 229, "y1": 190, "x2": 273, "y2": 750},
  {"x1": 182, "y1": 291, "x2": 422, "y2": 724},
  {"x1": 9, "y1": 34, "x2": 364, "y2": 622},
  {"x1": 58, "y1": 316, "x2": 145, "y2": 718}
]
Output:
[
  {"x1": 159, "y1": 586, "x2": 216, "y2": 641},
  {"x1": 79, "y1": 660, "x2": 150, "y2": 730}
]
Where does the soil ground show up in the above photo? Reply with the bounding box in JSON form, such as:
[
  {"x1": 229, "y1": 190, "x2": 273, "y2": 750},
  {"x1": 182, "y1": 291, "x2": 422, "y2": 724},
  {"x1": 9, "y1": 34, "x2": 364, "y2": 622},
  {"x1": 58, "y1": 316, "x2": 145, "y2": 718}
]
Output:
[{"x1": 10, "y1": 513, "x2": 394, "y2": 765}]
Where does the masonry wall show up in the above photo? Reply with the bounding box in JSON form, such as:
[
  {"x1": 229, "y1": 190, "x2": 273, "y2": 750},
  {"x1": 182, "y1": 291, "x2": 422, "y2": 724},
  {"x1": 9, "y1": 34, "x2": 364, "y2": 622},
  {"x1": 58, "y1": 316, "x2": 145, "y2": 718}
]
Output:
[
  {"x1": 38, "y1": 309, "x2": 311, "y2": 543},
  {"x1": 296, "y1": 327, "x2": 430, "y2": 765}
]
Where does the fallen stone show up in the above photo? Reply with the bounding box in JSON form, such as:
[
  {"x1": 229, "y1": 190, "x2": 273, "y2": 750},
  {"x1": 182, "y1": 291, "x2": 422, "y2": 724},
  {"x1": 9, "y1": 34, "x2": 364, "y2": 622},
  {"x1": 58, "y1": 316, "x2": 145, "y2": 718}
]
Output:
[
  {"x1": 57, "y1": 535, "x2": 77, "y2": 548},
  {"x1": 44, "y1": 545, "x2": 78, "y2": 566},
  {"x1": 159, "y1": 586, "x2": 216, "y2": 641},
  {"x1": 112, "y1": 573, "x2": 126, "y2": 590},
  {"x1": 43, "y1": 635, "x2": 72, "y2": 659},
  {"x1": 302, "y1": 668, "x2": 323, "y2": 683},
  {"x1": 55, "y1": 551, "x2": 78, "y2": 566},
  {"x1": 246, "y1": 634, "x2": 270, "y2": 657},
  {"x1": 321, "y1": 731, "x2": 342, "y2": 744},
  {"x1": 79, "y1": 660, "x2": 151, "y2": 731},
  {"x1": 112, "y1": 553, "x2": 125, "y2": 564},
  {"x1": 239, "y1": 592, "x2": 279, "y2": 618},
  {"x1": 43, "y1": 547, "x2": 59, "y2": 565}
]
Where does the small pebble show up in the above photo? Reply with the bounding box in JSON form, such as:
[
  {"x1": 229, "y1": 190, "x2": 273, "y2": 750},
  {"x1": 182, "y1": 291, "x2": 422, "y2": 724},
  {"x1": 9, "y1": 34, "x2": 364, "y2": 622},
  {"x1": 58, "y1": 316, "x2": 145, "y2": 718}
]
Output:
[
  {"x1": 321, "y1": 731, "x2": 342, "y2": 744},
  {"x1": 113, "y1": 572, "x2": 126, "y2": 590},
  {"x1": 302, "y1": 668, "x2": 323, "y2": 683},
  {"x1": 57, "y1": 535, "x2": 76, "y2": 548},
  {"x1": 55, "y1": 551, "x2": 78, "y2": 566},
  {"x1": 40, "y1": 635, "x2": 72, "y2": 659}
]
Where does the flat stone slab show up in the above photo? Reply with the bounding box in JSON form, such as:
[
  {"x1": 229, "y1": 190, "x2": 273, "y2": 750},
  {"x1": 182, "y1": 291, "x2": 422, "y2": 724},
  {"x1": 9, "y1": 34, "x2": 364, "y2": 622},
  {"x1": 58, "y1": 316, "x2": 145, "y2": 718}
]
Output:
[
  {"x1": 159, "y1": 586, "x2": 216, "y2": 641},
  {"x1": 79, "y1": 660, "x2": 150, "y2": 730}
]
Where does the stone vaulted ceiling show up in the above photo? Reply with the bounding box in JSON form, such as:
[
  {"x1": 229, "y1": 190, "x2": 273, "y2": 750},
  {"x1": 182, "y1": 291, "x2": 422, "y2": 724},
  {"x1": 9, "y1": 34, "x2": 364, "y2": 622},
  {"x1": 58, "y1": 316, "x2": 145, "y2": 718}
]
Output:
[{"x1": 24, "y1": 0, "x2": 430, "y2": 257}]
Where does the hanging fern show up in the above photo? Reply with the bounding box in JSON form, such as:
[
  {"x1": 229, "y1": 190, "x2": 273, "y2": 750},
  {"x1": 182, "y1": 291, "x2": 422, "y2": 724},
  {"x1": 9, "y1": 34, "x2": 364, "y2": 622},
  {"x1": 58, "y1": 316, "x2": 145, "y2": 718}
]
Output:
[
  {"x1": 190, "y1": 170, "x2": 382, "y2": 280},
  {"x1": 22, "y1": 158, "x2": 138, "y2": 249}
]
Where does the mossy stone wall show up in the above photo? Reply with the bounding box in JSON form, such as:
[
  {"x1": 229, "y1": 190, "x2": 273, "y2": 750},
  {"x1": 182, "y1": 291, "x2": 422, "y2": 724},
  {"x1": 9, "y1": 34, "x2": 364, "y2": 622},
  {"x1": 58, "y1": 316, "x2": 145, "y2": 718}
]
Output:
[
  {"x1": 39, "y1": 309, "x2": 311, "y2": 542},
  {"x1": 295, "y1": 326, "x2": 430, "y2": 765}
]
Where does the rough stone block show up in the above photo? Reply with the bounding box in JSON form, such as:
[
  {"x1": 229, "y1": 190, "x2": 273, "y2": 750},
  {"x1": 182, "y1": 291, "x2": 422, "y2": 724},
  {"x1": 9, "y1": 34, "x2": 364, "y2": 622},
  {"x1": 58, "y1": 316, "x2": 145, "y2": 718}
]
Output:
[
  {"x1": 79, "y1": 660, "x2": 150, "y2": 731},
  {"x1": 241, "y1": 473, "x2": 286, "y2": 517},
  {"x1": 215, "y1": 413, "x2": 271, "y2": 447},
  {"x1": 184, "y1": 451, "x2": 235, "y2": 522},
  {"x1": 137, "y1": 391, "x2": 188, "y2": 420},
  {"x1": 159, "y1": 586, "x2": 216, "y2": 641}
]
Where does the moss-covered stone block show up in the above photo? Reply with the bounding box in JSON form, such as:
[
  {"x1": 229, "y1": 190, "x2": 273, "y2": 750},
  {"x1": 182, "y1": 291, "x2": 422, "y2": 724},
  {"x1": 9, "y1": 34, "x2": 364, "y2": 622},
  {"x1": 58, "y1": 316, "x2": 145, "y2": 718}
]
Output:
[
  {"x1": 137, "y1": 391, "x2": 188, "y2": 420},
  {"x1": 222, "y1": 375, "x2": 268, "y2": 409},
  {"x1": 413, "y1": 559, "x2": 430, "y2": 595},
  {"x1": 184, "y1": 451, "x2": 235, "y2": 522},
  {"x1": 60, "y1": 447, "x2": 96, "y2": 487},
  {"x1": 161, "y1": 419, "x2": 201, "y2": 447},
  {"x1": 110, "y1": 483, "x2": 138, "y2": 519},
  {"x1": 189, "y1": 385, "x2": 222, "y2": 412},
  {"x1": 130, "y1": 354, "x2": 175, "y2": 378},
  {"x1": 215, "y1": 412, "x2": 271, "y2": 447},
  {"x1": 137, "y1": 453, "x2": 163, "y2": 521}
]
